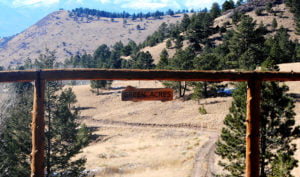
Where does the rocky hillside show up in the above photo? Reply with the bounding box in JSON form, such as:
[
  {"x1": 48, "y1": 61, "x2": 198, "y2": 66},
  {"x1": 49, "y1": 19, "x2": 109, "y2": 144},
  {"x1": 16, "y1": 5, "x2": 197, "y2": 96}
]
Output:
[{"x1": 0, "y1": 10, "x2": 184, "y2": 67}]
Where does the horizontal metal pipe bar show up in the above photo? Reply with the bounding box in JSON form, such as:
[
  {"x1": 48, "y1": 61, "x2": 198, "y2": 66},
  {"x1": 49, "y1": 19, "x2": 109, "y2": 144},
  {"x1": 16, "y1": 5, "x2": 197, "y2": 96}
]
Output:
[{"x1": 1, "y1": 69, "x2": 300, "y2": 83}]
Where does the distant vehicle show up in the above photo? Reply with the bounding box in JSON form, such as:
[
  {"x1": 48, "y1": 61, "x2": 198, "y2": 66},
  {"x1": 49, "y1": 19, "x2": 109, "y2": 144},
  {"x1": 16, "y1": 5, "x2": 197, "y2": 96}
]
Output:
[{"x1": 217, "y1": 88, "x2": 236, "y2": 96}]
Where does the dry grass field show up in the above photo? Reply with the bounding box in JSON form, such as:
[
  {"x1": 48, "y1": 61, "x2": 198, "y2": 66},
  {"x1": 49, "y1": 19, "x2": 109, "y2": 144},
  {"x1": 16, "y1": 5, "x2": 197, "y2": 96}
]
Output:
[
  {"x1": 69, "y1": 63, "x2": 300, "y2": 176},
  {"x1": 71, "y1": 80, "x2": 230, "y2": 177}
]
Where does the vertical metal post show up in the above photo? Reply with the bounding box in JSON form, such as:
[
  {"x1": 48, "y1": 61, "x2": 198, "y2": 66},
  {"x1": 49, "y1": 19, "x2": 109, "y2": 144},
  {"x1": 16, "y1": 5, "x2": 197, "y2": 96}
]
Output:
[
  {"x1": 31, "y1": 71, "x2": 45, "y2": 177},
  {"x1": 246, "y1": 79, "x2": 261, "y2": 177}
]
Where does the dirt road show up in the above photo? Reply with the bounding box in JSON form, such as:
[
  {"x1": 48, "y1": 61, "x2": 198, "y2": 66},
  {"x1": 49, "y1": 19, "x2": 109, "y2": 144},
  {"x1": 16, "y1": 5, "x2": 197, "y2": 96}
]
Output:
[
  {"x1": 86, "y1": 118, "x2": 219, "y2": 177},
  {"x1": 191, "y1": 134, "x2": 218, "y2": 177}
]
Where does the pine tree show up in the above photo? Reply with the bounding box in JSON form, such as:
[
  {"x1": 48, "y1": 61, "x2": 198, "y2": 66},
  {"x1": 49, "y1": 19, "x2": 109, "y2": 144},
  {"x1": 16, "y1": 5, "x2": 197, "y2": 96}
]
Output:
[
  {"x1": 156, "y1": 49, "x2": 169, "y2": 69},
  {"x1": 296, "y1": 17, "x2": 300, "y2": 35},
  {"x1": 226, "y1": 15, "x2": 265, "y2": 69},
  {"x1": 265, "y1": 26, "x2": 295, "y2": 64},
  {"x1": 236, "y1": 0, "x2": 243, "y2": 6},
  {"x1": 32, "y1": 50, "x2": 91, "y2": 177},
  {"x1": 163, "y1": 47, "x2": 195, "y2": 97},
  {"x1": 90, "y1": 80, "x2": 111, "y2": 95},
  {"x1": 222, "y1": 0, "x2": 235, "y2": 12},
  {"x1": 166, "y1": 39, "x2": 172, "y2": 49},
  {"x1": 272, "y1": 18, "x2": 278, "y2": 31},
  {"x1": 266, "y1": 2, "x2": 273, "y2": 13},
  {"x1": 94, "y1": 44, "x2": 111, "y2": 68},
  {"x1": 210, "y1": 2, "x2": 221, "y2": 19},
  {"x1": 216, "y1": 64, "x2": 300, "y2": 176},
  {"x1": 49, "y1": 88, "x2": 89, "y2": 176},
  {"x1": 187, "y1": 12, "x2": 213, "y2": 53},
  {"x1": 232, "y1": 10, "x2": 243, "y2": 25},
  {"x1": 216, "y1": 83, "x2": 247, "y2": 176},
  {"x1": 131, "y1": 51, "x2": 155, "y2": 69},
  {"x1": 174, "y1": 35, "x2": 183, "y2": 49},
  {"x1": 0, "y1": 83, "x2": 33, "y2": 177},
  {"x1": 193, "y1": 53, "x2": 222, "y2": 98},
  {"x1": 180, "y1": 14, "x2": 191, "y2": 32}
]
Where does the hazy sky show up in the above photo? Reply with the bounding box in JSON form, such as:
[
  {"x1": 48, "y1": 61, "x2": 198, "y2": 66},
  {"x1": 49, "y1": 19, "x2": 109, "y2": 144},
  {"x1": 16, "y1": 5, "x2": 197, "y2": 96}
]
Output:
[{"x1": 0, "y1": 0, "x2": 231, "y2": 37}]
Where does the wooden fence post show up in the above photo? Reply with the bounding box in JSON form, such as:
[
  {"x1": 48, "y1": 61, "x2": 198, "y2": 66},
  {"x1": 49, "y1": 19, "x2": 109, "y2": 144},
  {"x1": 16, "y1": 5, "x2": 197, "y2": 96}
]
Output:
[
  {"x1": 246, "y1": 79, "x2": 261, "y2": 177},
  {"x1": 31, "y1": 71, "x2": 45, "y2": 177}
]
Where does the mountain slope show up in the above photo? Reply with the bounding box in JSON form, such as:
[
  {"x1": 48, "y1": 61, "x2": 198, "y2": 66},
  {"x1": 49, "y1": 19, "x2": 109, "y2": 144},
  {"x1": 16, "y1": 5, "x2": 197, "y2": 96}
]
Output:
[
  {"x1": 214, "y1": 3, "x2": 300, "y2": 41},
  {"x1": 143, "y1": 2, "x2": 300, "y2": 63},
  {"x1": 0, "y1": 10, "x2": 184, "y2": 67}
]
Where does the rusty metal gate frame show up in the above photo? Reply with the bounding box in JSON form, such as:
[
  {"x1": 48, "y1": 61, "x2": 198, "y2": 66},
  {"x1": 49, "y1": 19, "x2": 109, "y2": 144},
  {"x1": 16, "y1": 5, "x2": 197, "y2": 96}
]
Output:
[{"x1": 1, "y1": 68, "x2": 300, "y2": 177}]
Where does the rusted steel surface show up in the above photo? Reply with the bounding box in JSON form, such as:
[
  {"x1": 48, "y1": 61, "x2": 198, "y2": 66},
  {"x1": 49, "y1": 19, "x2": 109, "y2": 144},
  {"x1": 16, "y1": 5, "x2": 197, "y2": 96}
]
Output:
[
  {"x1": 121, "y1": 86, "x2": 173, "y2": 101},
  {"x1": 246, "y1": 79, "x2": 261, "y2": 177},
  {"x1": 2, "y1": 69, "x2": 300, "y2": 82},
  {"x1": 31, "y1": 73, "x2": 45, "y2": 177}
]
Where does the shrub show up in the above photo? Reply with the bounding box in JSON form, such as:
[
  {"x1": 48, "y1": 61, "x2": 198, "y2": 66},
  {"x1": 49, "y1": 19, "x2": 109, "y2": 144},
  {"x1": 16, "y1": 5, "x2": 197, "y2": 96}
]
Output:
[
  {"x1": 255, "y1": 8, "x2": 264, "y2": 16},
  {"x1": 198, "y1": 105, "x2": 207, "y2": 115}
]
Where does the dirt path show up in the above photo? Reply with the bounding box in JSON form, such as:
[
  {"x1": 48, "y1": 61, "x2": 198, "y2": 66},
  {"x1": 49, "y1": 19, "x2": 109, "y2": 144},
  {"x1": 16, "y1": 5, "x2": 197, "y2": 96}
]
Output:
[
  {"x1": 191, "y1": 134, "x2": 218, "y2": 177},
  {"x1": 86, "y1": 118, "x2": 219, "y2": 176}
]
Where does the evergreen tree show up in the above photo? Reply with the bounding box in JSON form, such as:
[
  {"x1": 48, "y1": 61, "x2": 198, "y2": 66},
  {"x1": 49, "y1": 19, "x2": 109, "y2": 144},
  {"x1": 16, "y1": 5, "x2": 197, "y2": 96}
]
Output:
[
  {"x1": 265, "y1": 26, "x2": 296, "y2": 64},
  {"x1": 216, "y1": 64, "x2": 300, "y2": 176},
  {"x1": 222, "y1": 0, "x2": 235, "y2": 12},
  {"x1": 156, "y1": 49, "x2": 169, "y2": 69},
  {"x1": 112, "y1": 41, "x2": 124, "y2": 53},
  {"x1": 108, "y1": 50, "x2": 122, "y2": 69},
  {"x1": 34, "y1": 50, "x2": 91, "y2": 177},
  {"x1": 94, "y1": 44, "x2": 111, "y2": 68},
  {"x1": 180, "y1": 14, "x2": 191, "y2": 32},
  {"x1": 170, "y1": 47, "x2": 195, "y2": 70},
  {"x1": 226, "y1": 15, "x2": 265, "y2": 69},
  {"x1": 164, "y1": 47, "x2": 195, "y2": 97},
  {"x1": 193, "y1": 53, "x2": 222, "y2": 99},
  {"x1": 174, "y1": 35, "x2": 184, "y2": 49},
  {"x1": 210, "y1": 2, "x2": 221, "y2": 19},
  {"x1": 236, "y1": 0, "x2": 243, "y2": 6},
  {"x1": 121, "y1": 45, "x2": 132, "y2": 56},
  {"x1": 295, "y1": 42, "x2": 300, "y2": 61},
  {"x1": 90, "y1": 80, "x2": 111, "y2": 95},
  {"x1": 216, "y1": 83, "x2": 247, "y2": 176},
  {"x1": 187, "y1": 12, "x2": 213, "y2": 53},
  {"x1": 0, "y1": 83, "x2": 33, "y2": 177},
  {"x1": 166, "y1": 39, "x2": 172, "y2": 49},
  {"x1": 272, "y1": 18, "x2": 278, "y2": 31},
  {"x1": 296, "y1": 18, "x2": 300, "y2": 34},
  {"x1": 49, "y1": 88, "x2": 90, "y2": 177},
  {"x1": 131, "y1": 51, "x2": 155, "y2": 69},
  {"x1": 266, "y1": 2, "x2": 273, "y2": 13},
  {"x1": 232, "y1": 10, "x2": 243, "y2": 25}
]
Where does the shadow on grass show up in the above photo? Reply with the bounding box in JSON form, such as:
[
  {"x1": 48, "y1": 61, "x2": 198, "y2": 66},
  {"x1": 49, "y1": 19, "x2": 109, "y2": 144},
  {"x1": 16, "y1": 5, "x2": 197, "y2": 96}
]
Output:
[{"x1": 287, "y1": 93, "x2": 300, "y2": 102}]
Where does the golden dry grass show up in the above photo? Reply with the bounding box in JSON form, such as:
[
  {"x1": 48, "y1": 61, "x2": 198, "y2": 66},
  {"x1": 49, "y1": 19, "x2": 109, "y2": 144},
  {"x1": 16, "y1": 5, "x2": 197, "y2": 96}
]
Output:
[
  {"x1": 71, "y1": 80, "x2": 231, "y2": 176},
  {"x1": 70, "y1": 62, "x2": 300, "y2": 176}
]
